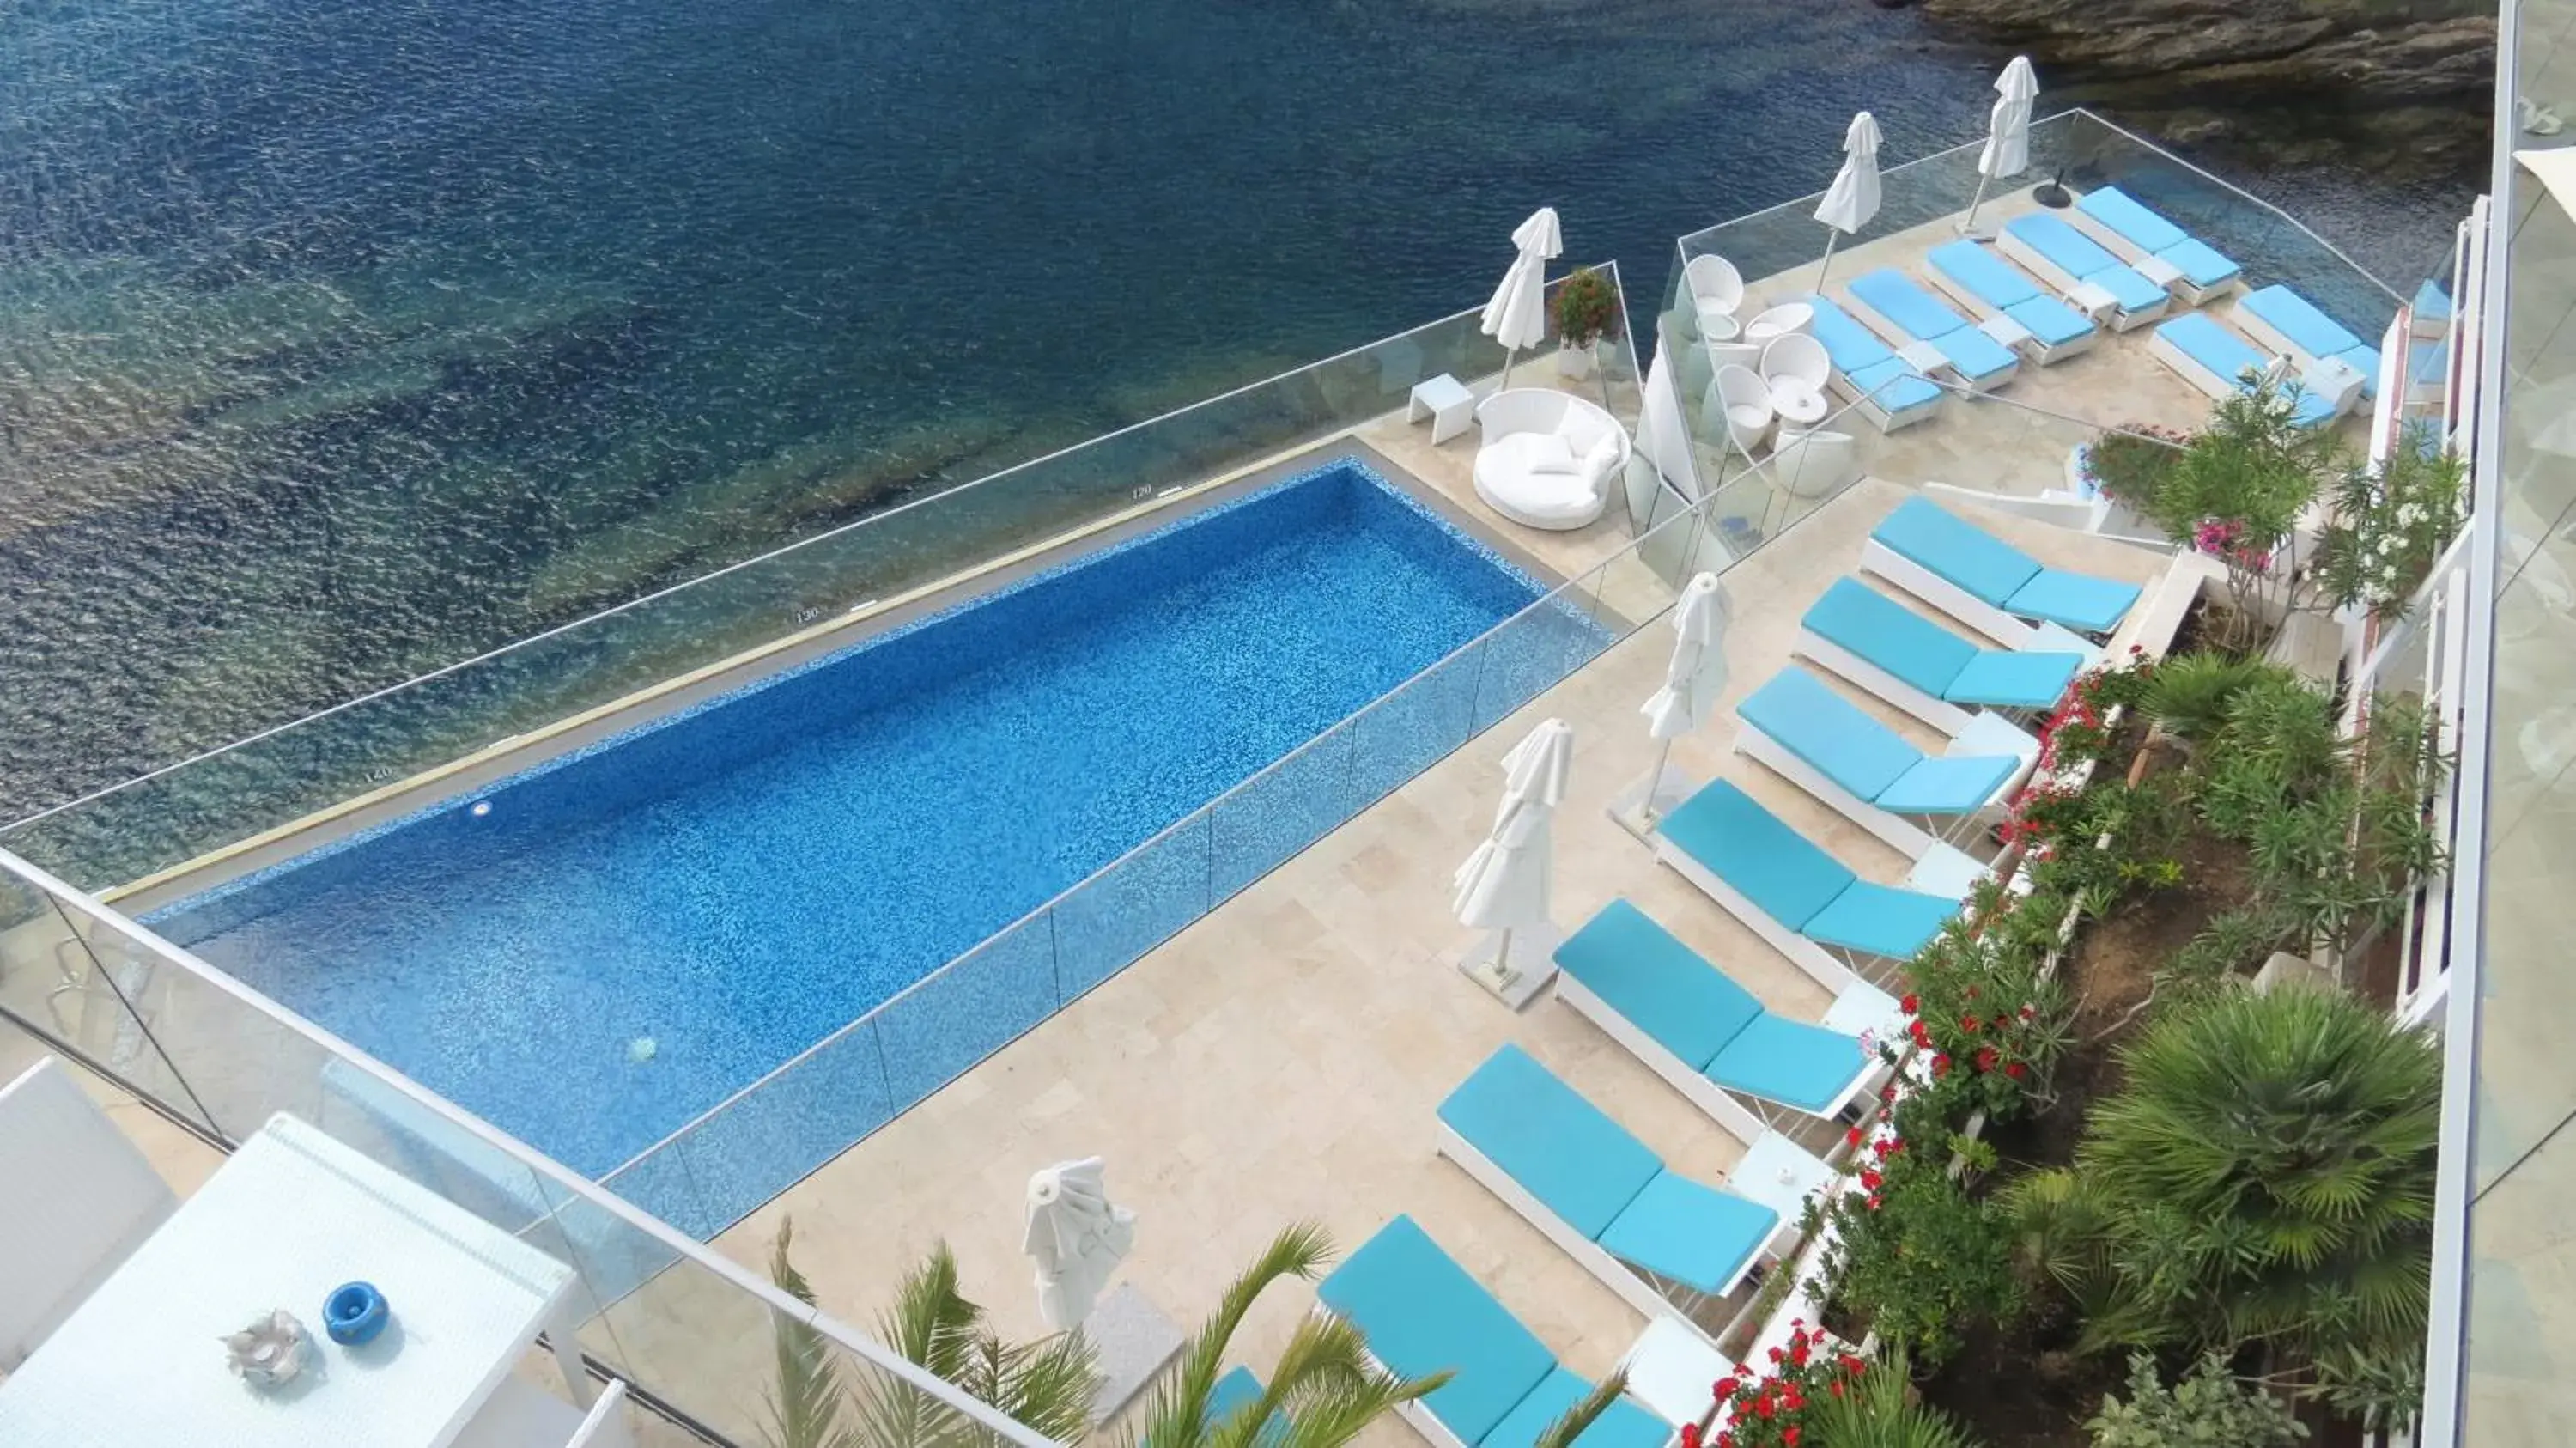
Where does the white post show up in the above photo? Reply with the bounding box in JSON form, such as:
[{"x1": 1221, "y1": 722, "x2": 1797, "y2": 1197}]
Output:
[
  {"x1": 1500, "y1": 345, "x2": 1520, "y2": 389},
  {"x1": 1812, "y1": 231, "x2": 1842, "y2": 293},
  {"x1": 1959, "y1": 173, "x2": 1994, "y2": 235},
  {"x1": 1642, "y1": 737, "x2": 1677, "y2": 824}
]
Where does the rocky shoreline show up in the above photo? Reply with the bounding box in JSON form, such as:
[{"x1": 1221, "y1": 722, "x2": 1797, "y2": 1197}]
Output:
[{"x1": 1911, "y1": 0, "x2": 2494, "y2": 173}]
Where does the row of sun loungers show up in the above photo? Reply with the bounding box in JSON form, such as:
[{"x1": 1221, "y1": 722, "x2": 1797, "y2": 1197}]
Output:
[{"x1": 1313, "y1": 505, "x2": 2150, "y2": 1445}]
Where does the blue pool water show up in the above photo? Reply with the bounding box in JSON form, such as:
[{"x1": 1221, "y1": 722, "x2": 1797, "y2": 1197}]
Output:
[{"x1": 154, "y1": 459, "x2": 1567, "y2": 1179}]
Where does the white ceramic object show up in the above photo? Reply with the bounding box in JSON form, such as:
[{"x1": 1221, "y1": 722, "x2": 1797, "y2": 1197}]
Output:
[{"x1": 221, "y1": 1309, "x2": 310, "y2": 1389}]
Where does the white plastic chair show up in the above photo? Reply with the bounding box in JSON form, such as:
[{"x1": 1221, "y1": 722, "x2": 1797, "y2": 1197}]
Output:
[
  {"x1": 1707, "y1": 365, "x2": 1776, "y2": 457},
  {"x1": 1686, "y1": 255, "x2": 1746, "y2": 336},
  {"x1": 1703, "y1": 339, "x2": 1762, "y2": 377},
  {"x1": 0, "y1": 1057, "x2": 178, "y2": 1368},
  {"x1": 1759, "y1": 333, "x2": 1832, "y2": 396},
  {"x1": 1743, "y1": 301, "x2": 1816, "y2": 345},
  {"x1": 1772, "y1": 430, "x2": 1860, "y2": 498}
]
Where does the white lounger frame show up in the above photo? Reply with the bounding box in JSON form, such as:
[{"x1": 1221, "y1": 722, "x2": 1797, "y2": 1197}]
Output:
[
  {"x1": 1917, "y1": 261, "x2": 2100, "y2": 367},
  {"x1": 1790, "y1": 622, "x2": 2056, "y2": 749},
  {"x1": 1434, "y1": 1122, "x2": 1768, "y2": 1348},
  {"x1": 2146, "y1": 321, "x2": 2350, "y2": 424},
  {"x1": 1993, "y1": 228, "x2": 2170, "y2": 333},
  {"x1": 1856, "y1": 536, "x2": 2112, "y2": 654},
  {"x1": 2225, "y1": 299, "x2": 2366, "y2": 406},
  {"x1": 1731, "y1": 714, "x2": 2031, "y2": 863},
  {"x1": 1551, "y1": 968, "x2": 1899, "y2": 1147},
  {"x1": 1820, "y1": 362, "x2": 1943, "y2": 434},
  {"x1": 1650, "y1": 823, "x2": 1982, "y2": 995},
  {"x1": 1833, "y1": 287, "x2": 2020, "y2": 394},
  {"x1": 2060, "y1": 201, "x2": 2243, "y2": 307}
]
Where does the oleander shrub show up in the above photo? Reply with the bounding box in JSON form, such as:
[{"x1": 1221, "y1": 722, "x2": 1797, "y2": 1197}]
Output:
[{"x1": 2087, "y1": 1353, "x2": 2305, "y2": 1448}]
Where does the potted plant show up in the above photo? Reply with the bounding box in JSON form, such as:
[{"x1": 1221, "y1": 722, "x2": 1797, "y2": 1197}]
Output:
[{"x1": 1551, "y1": 267, "x2": 1620, "y2": 381}]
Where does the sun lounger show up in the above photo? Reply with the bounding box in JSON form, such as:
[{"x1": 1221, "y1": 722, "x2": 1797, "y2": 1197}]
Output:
[
  {"x1": 1858, "y1": 496, "x2": 2142, "y2": 653},
  {"x1": 1731, "y1": 666, "x2": 2026, "y2": 863},
  {"x1": 1997, "y1": 214, "x2": 2171, "y2": 332},
  {"x1": 1652, "y1": 778, "x2": 1971, "y2": 994},
  {"x1": 2231, "y1": 285, "x2": 2383, "y2": 403},
  {"x1": 1799, "y1": 295, "x2": 1947, "y2": 433},
  {"x1": 1316, "y1": 1216, "x2": 1682, "y2": 1448},
  {"x1": 2148, "y1": 312, "x2": 2344, "y2": 428},
  {"x1": 1918, "y1": 240, "x2": 2099, "y2": 365},
  {"x1": 1552, "y1": 898, "x2": 1900, "y2": 1144},
  {"x1": 2065, "y1": 186, "x2": 2244, "y2": 304},
  {"x1": 1795, "y1": 577, "x2": 2082, "y2": 741},
  {"x1": 1839, "y1": 269, "x2": 2020, "y2": 392},
  {"x1": 1438, "y1": 1044, "x2": 1784, "y2": 1323}
]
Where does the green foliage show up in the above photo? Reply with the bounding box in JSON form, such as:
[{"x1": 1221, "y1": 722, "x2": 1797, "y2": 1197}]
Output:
[
  {"x1": 1800, "y1": 1353, "x2": 1987, "y2": 1448},
  {"x1": 2315, "y1": 423, "x2": 2467, "y2": 620},
  {"x1": 2159, "y1": 905, "x2": 2297, "y2": 998},
  {"x1": 2127, "y1": 380, "x2": 2345, "y2": 650},
  {"x1": 2142, "y1": 653, "x2": 2287, "y2": 743},
  {"x1": 1531, "y1": 1370, "x2": 1627, "y2": 1448},
  {"x1": 1699, "y1": 1323, "x2": 1875, "y2": 1448},
  {"x1": 1129, "y1": 1223, "x2": 1444, "y2": 1448},
  {"x1": 765, "y1": 1219, "x2": 867, "y2": 1448},
  {"x1": 1897, "y1": 891, "x2": 2073, "y2": 1120},
  {"x1": 2078, "y1": 424, "x2": 2188, "y2": 514},
  {"x1": 1551, "y1": 267, "x2": 1621, "y2": 349},
  {"x1": 827, "y1": 1236, "x2": 1097, "y2": 1448},
  {"x1": 2086, "y1": 1353, "x2": 2305, "y2": 1448},
  {"x1": 1819, "y1": 1140, "x2": 2024, "y2": 1369},
  {"x1": 2004, "y1": 987, "x2": 2440, "y2": 1416}
]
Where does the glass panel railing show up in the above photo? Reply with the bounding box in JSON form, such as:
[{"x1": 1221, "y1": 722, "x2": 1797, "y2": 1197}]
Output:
[
  {"x1": 3, "y1": 266, "x2": 1643, "y2": 893},
  {"x1": 0, "y1": 846, "x2": 1060, "y2": 1448}
]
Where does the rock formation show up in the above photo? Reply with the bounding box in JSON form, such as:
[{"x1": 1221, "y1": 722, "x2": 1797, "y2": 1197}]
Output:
[{"x1": 1917, "y1": 0, "x2": 2494, "y2": 173}]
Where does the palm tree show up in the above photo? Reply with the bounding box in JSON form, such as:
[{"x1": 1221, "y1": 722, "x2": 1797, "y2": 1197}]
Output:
[
  {"x1": 1799, "y1": 1354, "x2": 1984, "y2": 1448},
  {"x1": 1125, "y1": 1222, "x2": 1445, "y2": 1448},
  {"x1": 762, "y1": 1218, "x2": 1096, "y2": 1448},
  {"x1": 2006, "y1": 985, "x2": 2439, "y2": 1418}
]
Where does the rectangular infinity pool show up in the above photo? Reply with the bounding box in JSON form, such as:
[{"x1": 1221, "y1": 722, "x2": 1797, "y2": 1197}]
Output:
[{"x1": 154, "y1": 459, "x2": 1572, "y2": 1189}]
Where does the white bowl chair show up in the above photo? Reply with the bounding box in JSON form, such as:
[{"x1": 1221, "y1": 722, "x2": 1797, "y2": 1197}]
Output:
[
  {"x1": 1707, "y1": 365, "x2": 1777, "y2": 458},
  {"x1": 1686, "y1": 254, "x2": 1747, "y2": 342}
]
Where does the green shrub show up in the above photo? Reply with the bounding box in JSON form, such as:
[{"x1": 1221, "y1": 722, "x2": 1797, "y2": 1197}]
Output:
[
  {"x1": 2142, "y1": 653, "x2": 2286, "y2": 743},
  {"x1": 1801, "y1": 1352, "x2": 1986, "y2": 1448},
  {"x1": 1550, "y1": 268, "x2": 1620, "y2": 349},
  {"x1": 2087, "y1": 1353, "x2": 2305, "y2": 1447},
  {"x1": 2079, "y1": 425, "x2": 2187, "y2": 514},
  {"x1": 1818, "y1": 1142, "x2": 2024, "y2": 1370},
  {"x1": 2315, "y1": 423, "x2": 2467, "y2": 621},
  {"x1": 2005, "y1": 987, "x2": 2440, "y2": 1417}
]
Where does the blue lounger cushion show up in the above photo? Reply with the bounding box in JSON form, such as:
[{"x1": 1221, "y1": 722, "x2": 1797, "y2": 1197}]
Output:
[
  {"x1": 1658, "y1": 778, "x2": 1963, "y2": 960},
  {"x1": 1873, "y1": 496, "x2": 2144, "y2": 633},
  {"x1": 1318, "y1": 1217, "x2": 1559, "y2": 1445},
  {"x1": 1209, "y1": 1368, "x2": 1266, "y2": 1423},
  {"x1": 1553, "y1": 900, "x2": 1868, "y2": 1114},
  {"x1": 1441, "y1": 1045, "x2": 1775, "y2": 1293},
  {"x1": 2075, "y1": 186, "x2": 2242, "y2": 289},
  {"x1": 1808, "y1": 297, "x2": 1946, "y2": 414},
  {"x1": 2154, "y1": 313, "x2": 2342, "y2": 429},
  {"x1": 2003, "y1": 215, "x2": 2167, "y2": 314},
  {"x1": 1846, "y1": 270, "x2": 2017, "y2": 381},
  {"x1": 1738, "y1": 666, "x2": 2015, "y2": 813},
  {"x1": 2239, "y1": 284, "x2": 2381, "y2": 396},
  {"x1": 1923, "y1": 240, "x2": 2096, "y2": 347},
  {"x1": 1802, "y1": 577, "x2": 2081, "y2": 709},
  {"x1": 1482, "y1": 1369, "x2": 1674, "y2": 1448}
]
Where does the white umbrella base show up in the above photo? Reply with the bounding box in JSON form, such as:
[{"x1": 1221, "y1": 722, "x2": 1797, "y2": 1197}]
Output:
[
  {"x1": 1456, "y1": 925, "x2": 1564, "y2": 1011},
  {"x1": 1082, "y1": 1282, "x2": 1186, "y2": 1423},
  {"x1": 1606, "y1": 764, "x2": 1699, "y2": 842}
]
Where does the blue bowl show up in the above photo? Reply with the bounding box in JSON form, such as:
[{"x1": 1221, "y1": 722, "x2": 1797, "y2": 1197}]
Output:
[{"x1": 324, "y1": 1281, "x2": 389, "y2": 1346}]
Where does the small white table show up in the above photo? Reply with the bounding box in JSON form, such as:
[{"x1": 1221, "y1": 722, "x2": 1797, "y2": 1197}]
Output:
[
  {"x1": 2132, "y1": 253, "x2": 2185, "y2": 292},
  {"x1": 1619, "y1": 1315, "x2": 1734, "y2": 1424},
  {"x1": 1767, "y1": 376, "x2": 1828, "y2": 427},
  {"x1": 1894, "y1": 340, "x2": 1952, "y2": 378},
  {"x1": 1730, "y1": 1131, "x2": 1838, "y2": 1260},
  {"x1": 2067, "y1": 281, "x2": 2121, "y2": 322},
  {"x1": 1407, "y1": 374, "x2": 1477, "y2": 446},
  {"x1": 1976, "y1": 313, "x2": 2034, "y2": 352},
  {"x1": 2300, "y1": 355, "x2": 2366, "y2": 414},
  {"x1": 0, "y1": 1114, "x2": 582, "y2": 1448}
]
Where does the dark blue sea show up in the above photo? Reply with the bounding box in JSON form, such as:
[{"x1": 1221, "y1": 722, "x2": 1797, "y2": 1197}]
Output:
[{"x1": 0, "y1": 0, "x2": 2465, "y2": 824}]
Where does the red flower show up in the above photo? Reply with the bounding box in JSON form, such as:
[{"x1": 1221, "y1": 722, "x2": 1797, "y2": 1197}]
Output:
[
  {"x1": 1975, "y1": 1047, "x2": 2000, "y2": 1074},
  {"x1": 1866, "y1": 1193, "x2": 1884, "y2": 1211},
  {"x1": 1899, "y1": 992, "x2": 1918, "y2": 1015},
  {"x1": 1907, "y1": 1019, "x2": 1931, "y2": 1048},
  {"x1": 1767, "y1": 1347, "x2": 1783, "y2": 1364},
  {"x1": 1755, "y1": 1397, "x2": 1775, "y2": 1420},
  {"x1": 2006, "y1": 1061, "x2": 2029, "y2": 1080},
  {"x1": 1789, "y1": 1340, "x2": 1810, "y2": 1366},
  {"x1": 1840, "y1": 1354, "x2": 1867, "y2": 1377},
  {"x1": 2019, "y1": 1003, "x2": 2037, "y2": 1020},
  {"x1": 1783, "y1": 1427, "x2": 1801, "y2": 1446},
  {"x1": 1716, "y1": 1437, "x2": 1733, "y2": 1448},
  {"x1": 1960, "y1": 1014, "x2": 1981, "y2": 1034},
  {"x1": 1881, "y1": 1137, "x2": 1905, "y2": 1156},
  {"x1": 1846, "y1": 1126, "x2": 1864, "y2": 1147},
  {"x1": 1931, "y1": 1051, "x2": 1952, "y2": 1077},
  {"x1": 1829, "y1": 1380, "x2": 1846, "y2": 1398},
  {"x1": 1879, "y1": 1083, "x2": 1897, "y2": 1103},
  {"x1": 1680, "y1": 1425, "x2": 1702, "y2": 1448}
]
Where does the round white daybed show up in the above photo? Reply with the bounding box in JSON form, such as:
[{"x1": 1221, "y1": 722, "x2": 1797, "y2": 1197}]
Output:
[{"x1": 1469, "y1": 388, "x2": 1632, "y2": 532}]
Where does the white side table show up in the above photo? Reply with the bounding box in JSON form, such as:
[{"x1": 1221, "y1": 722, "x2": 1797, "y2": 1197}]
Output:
[
  {"x1": 0, "y1": 1114, "x2": 581, "y2": 1448},
  {"x1": 1768, "y1": 377, "x2": 1828, "y2": 428},
  {"x1": 2132, "y1": 254, "x2": 2185, "y2": 293},
  {"x1": 2300, "y1": 355, "x2": 2366, "y2": 414},
  {"x1": 1407, "y1": 374, "x2": 1477, "y2": 446},
  {"x1": 1894, "y1": 339, "x2": 1952, "y2": 378},
  {"x1": 1730, "y1": 1130, "x2": 1838, "y2": 1260},
  {"x1": 1620, "y1": 1314, "x2": 1735, "y2": 1420},
  {"x1": 2067, "y1": 281, "x2": 2120, "y2": 322},
  {"x1": 1976, "y1": 313, "x2": 2035, "y2": 353}
]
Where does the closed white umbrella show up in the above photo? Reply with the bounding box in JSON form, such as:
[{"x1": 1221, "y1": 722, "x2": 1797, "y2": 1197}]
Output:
[
  {"x1": 1961, "y1": 58, "x2": 2039, "y2": 235},
  {"x1": 1024, "y1": 1156, "x2": 1136, "y2": 1333},
  {"x1": 1812, "y1": 112, "x2": 1884, "y2": 291},
  {"x1": 1634, "y1": 575, "x2": 1729, "y2": 824},
  {"x1": 1453, "y1": 718, "x2": 1573, "y2": 1007},
  {"x1": 1481, "y1": 207, "x2": 1563, "y2": 388}
]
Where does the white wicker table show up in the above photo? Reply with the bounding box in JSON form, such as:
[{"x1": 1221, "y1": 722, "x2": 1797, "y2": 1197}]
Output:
[{"x1": 0, "y1": 1113, "x2": 581, "y2": 1448}]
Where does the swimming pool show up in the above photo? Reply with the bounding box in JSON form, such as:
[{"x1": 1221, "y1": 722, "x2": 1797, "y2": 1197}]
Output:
[{"x1": 153, "y1": 459, "x2": 1568, "y2": 1181}]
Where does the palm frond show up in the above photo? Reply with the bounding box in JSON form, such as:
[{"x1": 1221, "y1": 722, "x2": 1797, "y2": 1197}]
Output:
[
  {"x1": 1531, "y1": 1368, "x2": 1628, "y2": 1448},
  {"x1": 1127, "y1": 1223, "x2": 1336, "y2": 1448}
]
